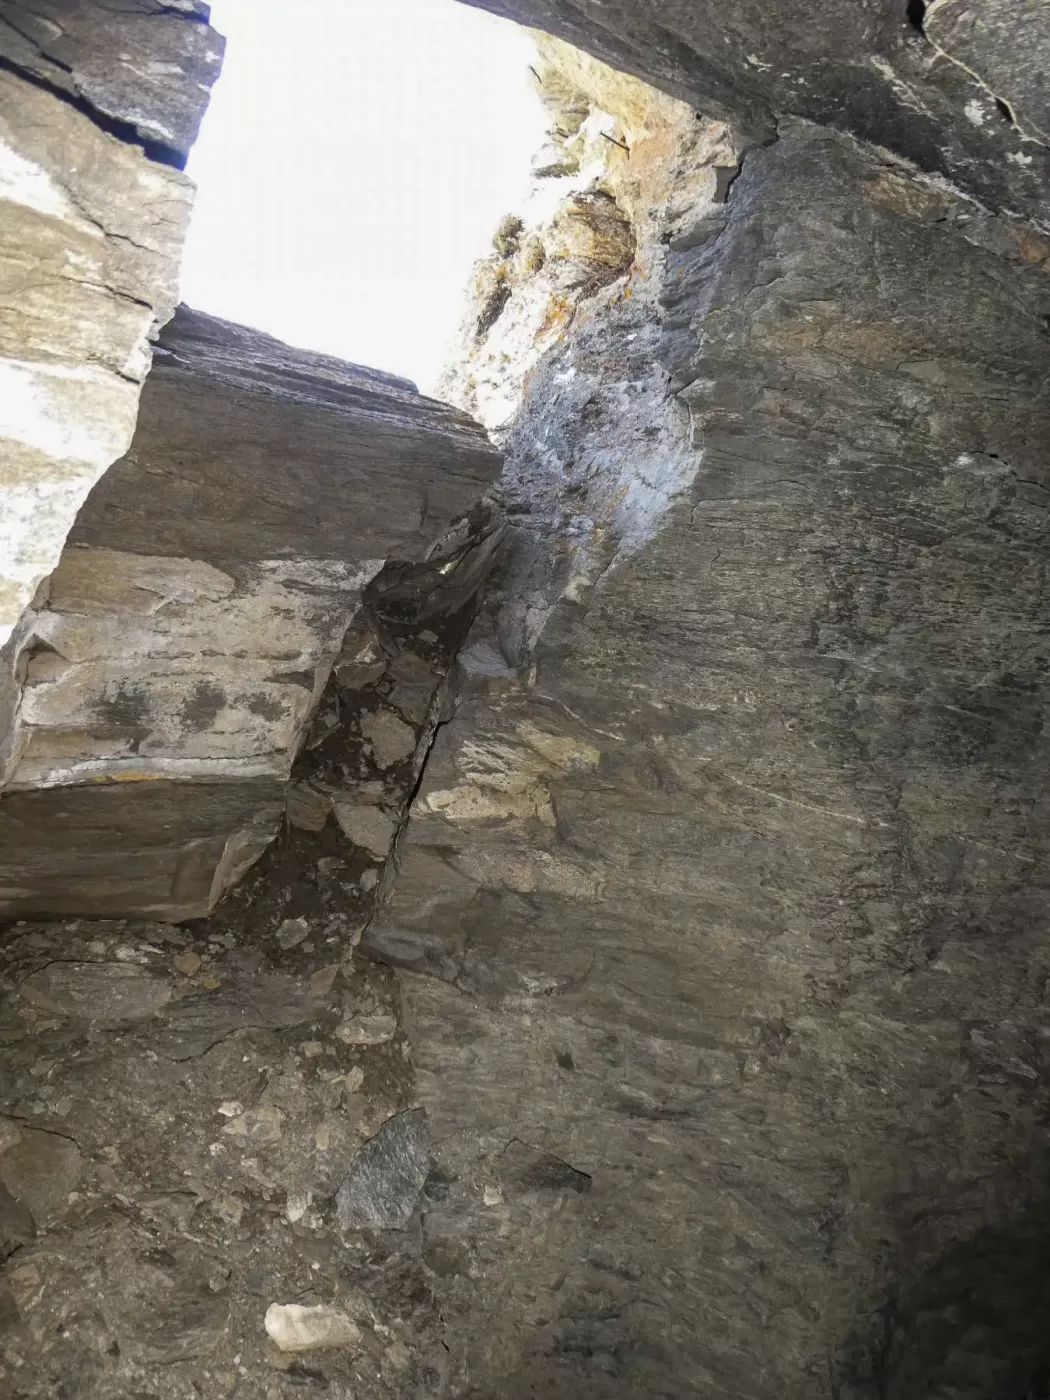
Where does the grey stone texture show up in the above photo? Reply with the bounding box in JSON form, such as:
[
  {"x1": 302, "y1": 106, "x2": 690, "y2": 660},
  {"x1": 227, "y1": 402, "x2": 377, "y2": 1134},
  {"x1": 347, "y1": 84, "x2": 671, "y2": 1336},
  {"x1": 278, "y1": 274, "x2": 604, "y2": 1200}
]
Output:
[
  {"x1": 367, "y1": 107, "x2": 1050, "y2": 1399},
  {"x1": 0, "y1": 2, "x2": 225, "y2": 656},
  {"x1": 336, "y1": 1109, "x2": 432, "y2": 1231},
  {"x1": 459, "y1": 0, "x2": 1050, "y2": 224},
  {"x1": 0, "y1": 917, "x2": 447, "y2": 1398},
  {"x1": 0, "y1": 0, "x2": 223, "y2": 163},
  {"x1": 925, "y1": 0, "x2": 1050, "y2": 146},
  {"x1": 0, "y1": 307, "x2": 502, "y2": 922},
  {"x1": 0, "y1": 69, "x2": 197, "y2": 653},
  {"x1": 3, "y1": 2, "x2": 1050, "y2": 1399}
]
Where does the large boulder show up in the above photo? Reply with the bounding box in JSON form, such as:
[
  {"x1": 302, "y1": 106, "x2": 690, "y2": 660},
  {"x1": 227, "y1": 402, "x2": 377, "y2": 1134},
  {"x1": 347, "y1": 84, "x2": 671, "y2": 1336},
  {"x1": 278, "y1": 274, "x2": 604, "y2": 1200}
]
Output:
[
  {"x1": 0, "y1": 0, "x2": 222, "y2": 163},
  {"x1": 0, "y1": 307, "x2": 502, "y2": 921}
]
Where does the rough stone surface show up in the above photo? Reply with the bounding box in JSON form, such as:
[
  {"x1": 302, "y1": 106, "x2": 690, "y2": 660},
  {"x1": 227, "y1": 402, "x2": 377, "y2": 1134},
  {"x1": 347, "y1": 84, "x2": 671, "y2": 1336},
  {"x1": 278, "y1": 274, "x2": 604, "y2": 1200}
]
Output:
[
  {"x1": 0, "y1": 0, "x2": 223, "y2": 162},
  {"x1": 0, "y1": 306, "x2": 503, "y2": 921},
  {"x1": 0, "y1": 513, "x2": 502, "y2": 1397},
  {"x1": 336, "y1": 1109, "x2": 432, "y2": 1231},
  {"x1": 4, "y1": 7, "x2": 1050, "y2": 1400},
  {"x1": 366, "y1": 50, "x2": 1050, "y2": 1400},
  {"x1": 0, "y1": 69, "x2": 196, "y2": 653},
  {"x1": 925, "y1": 0, "x2": 1050, "y2": 146},
  {"x1": 0, "y1": 918, "x2": 447, "y2": 1399},
  {"x1": 458, "y1": 0, "x2": 1050, "y2": 224}
]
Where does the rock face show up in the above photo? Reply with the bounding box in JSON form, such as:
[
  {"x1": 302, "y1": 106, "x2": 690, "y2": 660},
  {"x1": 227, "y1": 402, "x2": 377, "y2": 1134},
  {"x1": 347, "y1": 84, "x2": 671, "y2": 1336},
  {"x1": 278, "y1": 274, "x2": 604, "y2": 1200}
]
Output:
[
  {"x1": 2, "y1": 5, "x2": 1050, "y2": 1400},
  {"x1": 0, "y1": 306, "x2": 503, "y2": 921},
  {"x1": 0, "y1": 0, "x2": 222, "y2": 162},
  {"x1": 365, "y1": 39, "x2": 1050, "y2": 1400},
  {"x1": 0, "y1": 458, "x2": 505, "y2": 1397},
  {"x1": 0, "y1": 0, "x2": 222, "y2": 659},
  {"x1": 461, "y1": 0, "x2": 1050, "y2": 224}
]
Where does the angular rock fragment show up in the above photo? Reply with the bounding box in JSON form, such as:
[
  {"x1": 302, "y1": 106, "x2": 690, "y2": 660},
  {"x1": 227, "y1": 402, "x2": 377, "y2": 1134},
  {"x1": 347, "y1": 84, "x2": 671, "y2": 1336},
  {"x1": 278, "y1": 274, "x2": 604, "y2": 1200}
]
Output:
[
  {"x1": 496, "y1": 1139, "x2": 592, "y2": 1197},
  {"x1": 265, "y1": 1302, "x2": 362, "y2": 1353},
  {"x1": 333, "y1": 803, "x2": 398, "y2": 858},
  {"x1": 18, "y1": 960, "x2": 173, "y2": 1025},
  {"x1": 335, "y1": 1012, "x2": 398, "y2": 1046},
  {"x1": 336, "y1": 1108, "x2": 431, "y2": 1230},
  {"x1": 285, "y1": 783, "x2": 333, "y2": 832},
  {"x1": 0, "y1": 1120, "x2": 81, "y2": 1226},
  {"x1": 360, "y1": 710, "x2": 418, "y2": 770},
  {"x1": 276, "y1": 917, "x2": 311, "y2": 950}
]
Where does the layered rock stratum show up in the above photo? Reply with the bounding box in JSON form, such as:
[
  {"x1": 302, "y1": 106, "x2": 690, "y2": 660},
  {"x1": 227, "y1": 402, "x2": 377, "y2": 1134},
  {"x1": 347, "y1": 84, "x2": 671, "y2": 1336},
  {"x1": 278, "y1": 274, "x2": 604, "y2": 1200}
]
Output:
[
  {"x1": 0, "y1": 0, "x2": 222, "y2": 651},
  {"x1": 0, "y1": 305, "x2": 502, "y2": 921},
  {"x1": 1, "y1": 2, "x2": 1050, "y2": 1398}
]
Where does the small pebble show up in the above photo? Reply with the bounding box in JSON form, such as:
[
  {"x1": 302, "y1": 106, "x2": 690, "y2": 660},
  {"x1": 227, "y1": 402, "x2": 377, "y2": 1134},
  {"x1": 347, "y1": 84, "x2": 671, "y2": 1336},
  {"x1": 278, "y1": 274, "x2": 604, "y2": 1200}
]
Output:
[
  {"x1": 276, "y1": 918, "x2": 310, "y2": 951},
  {"x1": 284, "y1": 1191, "x2": 312, "y2": 1224},
  {"x1": 173, "y1": 951, "x2": 202, "y2": 977},
  {"x1": 310, "y1": 965, "x2": 339, "y2": 999}
]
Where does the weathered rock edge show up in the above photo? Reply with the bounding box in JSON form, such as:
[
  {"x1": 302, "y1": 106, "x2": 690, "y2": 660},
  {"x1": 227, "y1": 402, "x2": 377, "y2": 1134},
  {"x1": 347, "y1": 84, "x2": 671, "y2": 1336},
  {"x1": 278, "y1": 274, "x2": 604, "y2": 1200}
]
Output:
[
  {"x1": 0, "y1": 306, "x2": 503, "y2": 922},
  {"x1": 367, "y1": 55, "x2": 1050, "y2": 1400},
  {"x1": 458, "y1": 0, "x2": 1050, "y2": 227}
]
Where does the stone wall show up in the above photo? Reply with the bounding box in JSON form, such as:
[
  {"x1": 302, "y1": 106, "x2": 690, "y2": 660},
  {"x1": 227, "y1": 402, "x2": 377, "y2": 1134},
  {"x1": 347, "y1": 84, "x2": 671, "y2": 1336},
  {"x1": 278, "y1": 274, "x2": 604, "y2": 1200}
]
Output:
[
  {"x1": 1, "y1": 5, "x2": 1050, "y2": 1399},
  {"x1": 366, "y1": 40, "x2": 1050, "y2": 1400},
  {"x1": 459, "y1": 0, "x2": 1050, "y2": 224},
  {"x1": 0, "y1": 0, "x2": 221, "y2": 652}
]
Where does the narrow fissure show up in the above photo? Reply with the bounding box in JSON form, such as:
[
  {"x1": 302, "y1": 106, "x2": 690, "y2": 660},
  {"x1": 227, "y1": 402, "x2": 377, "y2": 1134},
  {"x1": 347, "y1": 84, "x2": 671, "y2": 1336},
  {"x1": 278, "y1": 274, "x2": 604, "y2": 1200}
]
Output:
[{"x1": 905, "y1": 0, "x2": 928, "y2": 35}]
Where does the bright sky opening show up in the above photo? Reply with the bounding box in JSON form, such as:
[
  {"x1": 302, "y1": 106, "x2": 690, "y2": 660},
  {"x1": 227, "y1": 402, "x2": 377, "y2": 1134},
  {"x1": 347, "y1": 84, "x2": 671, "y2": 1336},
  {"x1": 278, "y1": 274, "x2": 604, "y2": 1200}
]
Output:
[{"x1": 180, "y1": 0, "x2": 547, "y2": 393}]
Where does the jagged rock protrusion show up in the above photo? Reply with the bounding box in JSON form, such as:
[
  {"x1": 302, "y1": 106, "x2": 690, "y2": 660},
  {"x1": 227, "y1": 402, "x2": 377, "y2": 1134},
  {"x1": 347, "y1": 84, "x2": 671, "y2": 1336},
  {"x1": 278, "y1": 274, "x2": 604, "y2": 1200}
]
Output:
[
  {"x1": 0, "y1": 307, "x2": 503, "y2": 922},
  {"x1": 369, "y1": 81, "x2": 1050, "y2": 1400},
  {"x1": 458, "y1": 0, "x2": 1050, "y2": 225},
  {"x1": 0, "y1": 0, "x2": 223, "y2": 163},
  {"x1": 0, "y1": 69, "x2": 201, "y2": 657}
]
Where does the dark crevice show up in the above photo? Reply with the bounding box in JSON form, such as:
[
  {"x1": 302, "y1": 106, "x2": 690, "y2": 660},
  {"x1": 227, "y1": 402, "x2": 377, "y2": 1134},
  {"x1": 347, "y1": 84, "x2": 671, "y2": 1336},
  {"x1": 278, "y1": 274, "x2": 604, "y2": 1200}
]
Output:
[
  {"x1": 712, "y1": 161, "x2": 743, "y2": 203},
  {"x1": 476, "y1": 278, "x2": 513, "y2": 340},
  {"x1": 994, "y1": 96, "x2": 1016, "y2": 126},
  {"x1": 0, "y1": 52, "x2": 186, "y2": 168},
  {"x1": 95, "y1": 1, "x2": 211, "y2": 21},
  {"x1": 905, "y1": 0, "x2": 927, "y2": 34}
]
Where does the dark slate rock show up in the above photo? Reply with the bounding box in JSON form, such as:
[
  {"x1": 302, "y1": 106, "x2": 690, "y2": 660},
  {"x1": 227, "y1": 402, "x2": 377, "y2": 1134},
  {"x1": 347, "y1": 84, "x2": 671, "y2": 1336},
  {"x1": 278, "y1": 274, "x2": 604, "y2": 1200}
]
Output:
[
  {"x1": 370, "y1": 119, "x2": 1050, "y2": 1398},
  {"x1": 0, "y1": 307, "x2": 503, "y2": 923},
  {"x1": 926, "y1": 0, "x2": 1049, "y2": 147},
  {"x1": 0, "y1": 0, "x2": 223, "y2": 163},
  {"x1": 69, "y1": 306, "x2": 503, "y2": 570},
  {"x1": 0, "y1": 779, "x2": 283, "y2": 922},
  {"x1": 458, "y1": 0, "x2": 1050, "y2": 224},
  {"x1": 336, "y1": 1108, "x2": 431, "y2": 1231}
]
